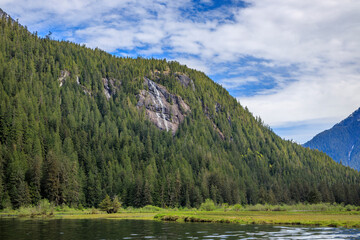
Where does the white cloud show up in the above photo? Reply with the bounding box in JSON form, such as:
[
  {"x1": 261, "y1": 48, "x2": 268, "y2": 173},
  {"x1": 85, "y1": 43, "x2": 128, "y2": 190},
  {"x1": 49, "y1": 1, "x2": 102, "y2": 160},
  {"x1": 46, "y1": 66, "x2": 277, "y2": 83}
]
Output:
[
  {"x1": 239, "y1": 68, "x2": 360, "y2": 143},
  {"x1": 219, "y1": 76, "x2": 259, "y2": 89},
  {"x1": 175, "y1": 57, "x2": 211, "y2": 74},
  {"x1": 272, "y1": 118, "x2": 337, "y2": 144},
  {"x1": 1, "y1": 0, "x2": 360, "y2": 142}
]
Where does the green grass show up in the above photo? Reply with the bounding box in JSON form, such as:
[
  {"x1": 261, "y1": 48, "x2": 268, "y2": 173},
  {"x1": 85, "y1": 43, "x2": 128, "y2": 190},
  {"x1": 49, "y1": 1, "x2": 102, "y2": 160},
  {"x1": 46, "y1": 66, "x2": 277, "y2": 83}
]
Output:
[
  {"x1": 2, "y1": 203, "x2": 360, "y2": 228},
  {"x1": 154, "y1": 210, "x2": 360, "y2": 228}
]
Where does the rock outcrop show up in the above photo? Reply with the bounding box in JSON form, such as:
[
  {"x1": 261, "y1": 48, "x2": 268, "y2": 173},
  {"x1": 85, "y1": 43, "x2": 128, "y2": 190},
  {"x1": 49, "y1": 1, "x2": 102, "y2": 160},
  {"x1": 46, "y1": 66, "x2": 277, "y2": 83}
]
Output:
[
  {"x1": 0, "y1": 8, "x2": 14, "y2": 23},
  {"x1": 151, "y1": 70, "x2": 195, "y2": 91},
  {"x1": 58, "y1": 70, "x2": 70, "y2": 87},
  {"x1": 137, "y1": 77, "x2": 190, "y2": 134},
  {"x1": 201, "y1": 100, "x2": 227, "y2": 140},
  {"x1": 58, "y1": 70, "x2": 91, "y2": 95},
  {"x1": 102, "y1": 77, "x2": 121, "y2": 100},
  {"x1": 176, "y1": 73, "x2": 195, "y2": 91}
]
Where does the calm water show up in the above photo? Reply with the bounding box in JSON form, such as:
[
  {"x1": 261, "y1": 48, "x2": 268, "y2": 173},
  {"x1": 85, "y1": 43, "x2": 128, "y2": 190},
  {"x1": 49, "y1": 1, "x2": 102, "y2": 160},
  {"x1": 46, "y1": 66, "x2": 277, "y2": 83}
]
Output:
[{"x1": 1, "y1": 219, "x2": 360, "y2": 240}]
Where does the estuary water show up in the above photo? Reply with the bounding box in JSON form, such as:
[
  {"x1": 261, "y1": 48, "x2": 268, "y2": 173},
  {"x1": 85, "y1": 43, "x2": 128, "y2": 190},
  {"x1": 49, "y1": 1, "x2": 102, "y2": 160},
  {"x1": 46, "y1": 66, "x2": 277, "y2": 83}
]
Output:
[{"x1": 1, "y1": 218, "x2": 360, "y2": 239}]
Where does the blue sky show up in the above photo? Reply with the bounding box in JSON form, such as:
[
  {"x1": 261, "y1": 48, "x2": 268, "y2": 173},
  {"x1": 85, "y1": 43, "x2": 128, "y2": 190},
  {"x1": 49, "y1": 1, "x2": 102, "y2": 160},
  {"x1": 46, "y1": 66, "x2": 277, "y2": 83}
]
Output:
[{"x1": 2, "y1": 0, "x2": 360, "y2": 143}]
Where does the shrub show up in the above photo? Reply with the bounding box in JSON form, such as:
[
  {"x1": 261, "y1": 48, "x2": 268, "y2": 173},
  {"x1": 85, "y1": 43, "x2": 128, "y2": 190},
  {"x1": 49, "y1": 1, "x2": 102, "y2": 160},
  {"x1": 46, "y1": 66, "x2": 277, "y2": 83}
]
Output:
[
  {"x1": 141, "y1": 205, "x2": 162, "y2": 212},
  {"x1": 222, "y1": 203, "x2": 229, "y2": 211},
  {"x1": 78, "y1": 203, "x2": 84, "y2": 211},
  {"x1": 233, "y1": 204, "x2": 242, "y2": 211},
  {"x1": 99, "y1": 195, "x2": 113, "y2": 213},
  {"x1": 112, "y1": 196, "x2": 122, "y2": 213},
  {"x1": 200, "y1": 199, "x2": 216, "y2": 211},
  {"x1": 37, "y1": 199, "x2": 53, "y2": 215},
  {"x1": 90, "y1": 207, "x2": 100, "y2": 214},
  {"x1": 99, "y1": 195, "x2": 122, "y2": 213},
  {"x1": 17, "y1": 207, "x2": 32, "y2": 217}
]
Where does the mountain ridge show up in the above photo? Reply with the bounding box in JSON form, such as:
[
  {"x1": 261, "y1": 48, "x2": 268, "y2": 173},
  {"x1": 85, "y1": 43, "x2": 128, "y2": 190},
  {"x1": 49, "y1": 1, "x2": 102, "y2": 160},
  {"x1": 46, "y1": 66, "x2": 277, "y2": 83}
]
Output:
[
  {"x1": 1, "y1": 12, "x2": 360, "y2": 209},
  {"x1": 304, "y1": 107, "x2": 360, "y2": 170}
]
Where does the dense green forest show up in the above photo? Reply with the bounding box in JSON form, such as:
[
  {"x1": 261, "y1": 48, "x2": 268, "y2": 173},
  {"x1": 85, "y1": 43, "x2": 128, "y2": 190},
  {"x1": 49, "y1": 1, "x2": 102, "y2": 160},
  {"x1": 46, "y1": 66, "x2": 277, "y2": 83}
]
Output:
[{"x1": 1, "y1": 15, "x2": 360, "y2": 209}]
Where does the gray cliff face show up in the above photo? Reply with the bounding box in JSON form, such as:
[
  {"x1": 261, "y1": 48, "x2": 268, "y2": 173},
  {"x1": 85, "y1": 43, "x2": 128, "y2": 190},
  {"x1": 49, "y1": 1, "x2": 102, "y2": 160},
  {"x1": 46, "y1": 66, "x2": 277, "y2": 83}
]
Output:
[
  {"x1": 137, "y1": 77, "x2": 190, "y2": 134},
  {"x1": 58, "y1": 70, "x2": 92, "y2": 95},
  {"x1": 58, "y1": 70, "x2": 70, "y2": 87},
  {"x1": 176, "y1": 73, "x2": 195, "y2": 91},
  {"x1": 102, "y1": 77, "x2": 121, "y2": 100},
  {"x1": 58, "y1": 70, "x2": 122, "y2": 98}
]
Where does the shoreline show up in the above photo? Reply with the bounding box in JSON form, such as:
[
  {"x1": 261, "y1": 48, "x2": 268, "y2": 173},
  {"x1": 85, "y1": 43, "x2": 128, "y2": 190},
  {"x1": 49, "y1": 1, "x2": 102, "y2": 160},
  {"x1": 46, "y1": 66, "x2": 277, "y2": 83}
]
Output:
[
  {"x1": 2, "y1": 210, "x2": 360, "y2": 228},
  {"x1": 154, "y1": 211, "x2": 360, "y2": 228}
]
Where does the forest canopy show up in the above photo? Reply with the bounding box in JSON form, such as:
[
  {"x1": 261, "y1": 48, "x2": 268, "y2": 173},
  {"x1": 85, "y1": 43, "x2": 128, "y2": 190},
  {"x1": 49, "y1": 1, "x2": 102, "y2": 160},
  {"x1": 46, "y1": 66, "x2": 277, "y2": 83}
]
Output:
[{"x1": 0, "y1": 15, "x2": 360, "y2": 209}]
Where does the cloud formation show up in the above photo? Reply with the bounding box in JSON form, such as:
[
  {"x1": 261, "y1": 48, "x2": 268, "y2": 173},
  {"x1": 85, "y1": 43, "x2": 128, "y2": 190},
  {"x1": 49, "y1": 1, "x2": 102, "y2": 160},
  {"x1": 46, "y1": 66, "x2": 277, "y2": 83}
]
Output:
[{"x1": 1, "y1": 0, "x2": 360, "y2": 143}]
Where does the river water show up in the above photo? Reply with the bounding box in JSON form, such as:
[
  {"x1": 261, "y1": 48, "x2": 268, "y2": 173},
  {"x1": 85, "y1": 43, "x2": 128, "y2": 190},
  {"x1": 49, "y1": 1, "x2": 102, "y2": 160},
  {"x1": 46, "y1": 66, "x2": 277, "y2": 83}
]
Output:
[{"x1": 1, "y1": 219, "x2": 360, "y2": 239}]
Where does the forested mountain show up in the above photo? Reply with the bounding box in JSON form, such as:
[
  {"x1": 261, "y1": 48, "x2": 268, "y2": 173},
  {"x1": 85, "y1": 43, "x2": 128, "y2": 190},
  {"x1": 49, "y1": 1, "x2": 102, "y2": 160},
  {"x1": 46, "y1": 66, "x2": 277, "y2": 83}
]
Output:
[
  {"x1": 1, "y1": 12, "x2": 360, "y2": 209},
  {"x1": 304, "y1": 107, "x2": 360, "y2": 171}
]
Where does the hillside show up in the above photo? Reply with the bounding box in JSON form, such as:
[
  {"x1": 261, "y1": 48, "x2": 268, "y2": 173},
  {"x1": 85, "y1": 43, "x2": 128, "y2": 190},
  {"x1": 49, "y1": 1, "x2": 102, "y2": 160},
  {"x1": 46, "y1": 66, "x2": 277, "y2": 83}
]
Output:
[
  {"x1": 304, "y1": 108, "x2": 360, "y2": 170},
  {"x1": 1, "y1": 13, "x2": 360, "y2": 209}
]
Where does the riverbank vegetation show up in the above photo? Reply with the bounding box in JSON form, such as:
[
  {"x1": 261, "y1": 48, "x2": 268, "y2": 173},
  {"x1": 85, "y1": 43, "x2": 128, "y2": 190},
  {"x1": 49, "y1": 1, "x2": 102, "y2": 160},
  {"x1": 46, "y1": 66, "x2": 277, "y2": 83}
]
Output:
[
  {"x1": 154, "y1": 211, "x2": 360, "y2": 228},
  {"x1": 2, "y1": 200, "x2": 360, "y2": 228}
]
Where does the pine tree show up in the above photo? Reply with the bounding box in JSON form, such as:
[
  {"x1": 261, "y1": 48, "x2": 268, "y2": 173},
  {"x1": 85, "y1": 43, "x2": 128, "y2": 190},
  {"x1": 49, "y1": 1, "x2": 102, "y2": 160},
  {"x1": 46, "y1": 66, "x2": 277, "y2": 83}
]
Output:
[{"x1": 99, "y1": 194, "x2": 112, "y2": 213}]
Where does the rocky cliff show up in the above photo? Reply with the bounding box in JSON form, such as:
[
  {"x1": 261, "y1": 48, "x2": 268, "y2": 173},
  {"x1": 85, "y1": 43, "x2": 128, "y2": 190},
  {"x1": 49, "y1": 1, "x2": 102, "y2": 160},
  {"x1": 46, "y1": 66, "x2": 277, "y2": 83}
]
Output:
[{"x1": 137, "y1": 77, "x2": 190, "y2": 134}]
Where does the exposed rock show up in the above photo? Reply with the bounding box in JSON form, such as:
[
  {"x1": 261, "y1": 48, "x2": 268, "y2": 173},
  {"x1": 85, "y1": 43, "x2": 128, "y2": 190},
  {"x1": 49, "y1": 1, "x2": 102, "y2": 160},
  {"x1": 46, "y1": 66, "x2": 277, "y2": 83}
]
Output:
[
  {"x1": 58, "y1": 70, "x2": 92, "y2": 95},
  {"x1": 204, "y1": 114, "x2": 226, "y2": 140},
  {"x1": 0, "y1": 8, "x2": 15, "y2": 23},
  {"x1": 80, "y1": 81, "x2": 92, "y2": 96},
  {"x1": 176, "y1": 73, "x2": 195, "y2": 91},
  {"x1": 151, "y1": 68, "x2": 171, "y2": 78},
  {"x1": 201, "y1": 99, "x2": 211, "y2": 118},
  {"x1": 215, "y1": 102, "x2": 221, "y2": 113},
  {"x1": 201, "y1": 100, "x2": 226, "y2": 140},
  {"x1": 58, "y1": 70, "x2": 70, "y2": 87},
  {"x1": 227, "y1": 115, "x2": 232, "y2": 127},
  {"x1": 150, "y1": 70, "x2": 195, "y2": 91},
  {"x1": 102, "y1": 77, "x2": 121, "y2": 100},
  {"x1": 83, "y1": 89, "x2": 91, "y2": 96},
  {"x1": 137, "y1": 77, "x2": 190, "y2": 134},
  {"x1": 212, "y1": 121, "x2": 225, "y2": 140}
]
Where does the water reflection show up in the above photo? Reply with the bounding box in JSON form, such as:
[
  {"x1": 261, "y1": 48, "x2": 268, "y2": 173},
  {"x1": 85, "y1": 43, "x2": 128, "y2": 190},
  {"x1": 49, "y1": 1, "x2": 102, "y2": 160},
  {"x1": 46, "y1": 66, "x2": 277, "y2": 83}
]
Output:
[{"x1": 0, "y1": 219, "x2": 360, "y2": 239}]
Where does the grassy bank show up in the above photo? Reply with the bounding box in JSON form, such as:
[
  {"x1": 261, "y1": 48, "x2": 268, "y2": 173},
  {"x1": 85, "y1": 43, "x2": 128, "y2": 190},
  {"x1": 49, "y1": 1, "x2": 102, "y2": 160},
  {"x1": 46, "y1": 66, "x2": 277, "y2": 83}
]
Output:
[
  {"x1": 154, "y1": 211, "x2": 360, "y2": 228},
  {"x1": 2, "y1": 202, "x2": 360, "y2": 228}
]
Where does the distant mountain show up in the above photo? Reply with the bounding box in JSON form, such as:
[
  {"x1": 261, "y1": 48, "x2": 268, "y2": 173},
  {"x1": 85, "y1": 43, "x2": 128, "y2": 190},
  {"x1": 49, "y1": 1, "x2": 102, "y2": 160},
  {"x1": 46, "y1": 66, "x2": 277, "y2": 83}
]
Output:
[{"x1": 304, "y1": 108, "x2": 360, "y2": 170}]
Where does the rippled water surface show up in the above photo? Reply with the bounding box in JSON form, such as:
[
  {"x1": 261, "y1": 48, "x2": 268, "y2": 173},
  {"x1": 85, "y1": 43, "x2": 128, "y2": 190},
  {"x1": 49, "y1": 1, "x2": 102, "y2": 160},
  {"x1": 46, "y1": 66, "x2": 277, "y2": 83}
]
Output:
[{"x1": 1, "y1": 219, "x2": 360, "y2": 239}]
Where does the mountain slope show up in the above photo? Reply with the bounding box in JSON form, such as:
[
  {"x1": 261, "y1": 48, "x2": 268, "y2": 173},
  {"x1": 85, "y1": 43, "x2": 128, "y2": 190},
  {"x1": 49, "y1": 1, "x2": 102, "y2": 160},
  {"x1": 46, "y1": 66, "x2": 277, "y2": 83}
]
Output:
[
  {"x1": 304, "y1": 108, "x2": 360, "y2": 170},
  {"x1": 1, "y1": 12, "x2": 360, "y2": 209}
]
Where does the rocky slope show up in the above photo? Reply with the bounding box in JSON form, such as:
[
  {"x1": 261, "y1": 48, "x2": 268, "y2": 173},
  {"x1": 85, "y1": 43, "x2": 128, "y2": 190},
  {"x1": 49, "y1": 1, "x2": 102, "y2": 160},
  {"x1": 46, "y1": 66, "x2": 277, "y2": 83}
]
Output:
[
  {"x1": 304, "y1": 107, "x2": 360, "y2": 170},
  {"x1": 137, "y1": 77, "x2": 190, "y2": 134}
]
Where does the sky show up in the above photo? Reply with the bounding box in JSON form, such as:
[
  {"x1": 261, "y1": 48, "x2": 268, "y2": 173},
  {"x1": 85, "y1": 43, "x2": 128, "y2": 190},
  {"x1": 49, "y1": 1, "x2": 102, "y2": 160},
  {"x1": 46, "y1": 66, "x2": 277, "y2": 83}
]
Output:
[{"x1": 1, "y1": 0, "x2": 360, "y2": 143}]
